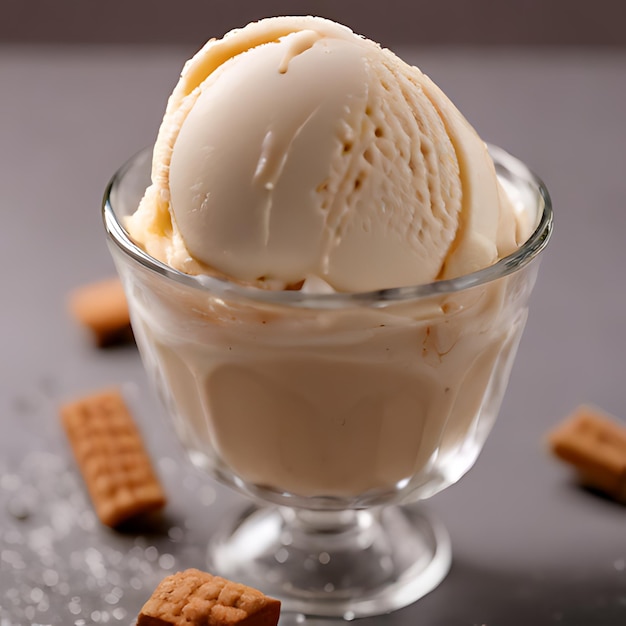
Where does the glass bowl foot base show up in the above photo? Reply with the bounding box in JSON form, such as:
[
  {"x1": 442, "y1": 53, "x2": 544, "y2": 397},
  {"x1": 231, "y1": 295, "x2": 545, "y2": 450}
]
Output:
[{"x1": 208, "y1": 503, "x2": 451, "y2": 619}]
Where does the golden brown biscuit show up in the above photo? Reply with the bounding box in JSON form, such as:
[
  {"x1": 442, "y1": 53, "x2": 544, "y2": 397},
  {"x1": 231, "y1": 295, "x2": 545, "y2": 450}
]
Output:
[
  {"x1": 60, "y1": 388, "x2": 166, "y2": 527},
  {"x1": 547, "y1": 405, "x2": 626, "y2": 502},
  {"x1": 137, "y1": 569, "x2": 281, "y2": 626},
  {"x1": 67, "y1": 277, "x2": 132, "y2": 346}
]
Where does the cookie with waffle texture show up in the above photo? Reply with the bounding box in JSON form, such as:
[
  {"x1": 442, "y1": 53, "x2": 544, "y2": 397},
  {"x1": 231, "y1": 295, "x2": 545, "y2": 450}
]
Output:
[
  {"x1": 60, "y1": 388, "x2": 166, "y2": 527},
  {"x1": 548, "y1": 405, "x2": 626, "y2": 502},
  {"x1": 68, "y1": 277, "x2": 132, "y2": 346},
  {"x1": 137, "y1": 569, "x2": 281, "y2": 626}
]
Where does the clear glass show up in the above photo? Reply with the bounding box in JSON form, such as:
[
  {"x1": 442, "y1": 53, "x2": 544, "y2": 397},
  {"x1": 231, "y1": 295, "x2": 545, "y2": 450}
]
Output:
[{"x1": 103, "y1": 145, "x2": 552, "y2": 618}]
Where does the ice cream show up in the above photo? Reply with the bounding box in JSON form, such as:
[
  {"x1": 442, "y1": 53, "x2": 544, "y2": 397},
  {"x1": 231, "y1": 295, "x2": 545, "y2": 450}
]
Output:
[
  {"x1": 112, "y1": 16, "x2": 548, "y2": 502},
  {"x1": 126, "y1": 16, "x2": 529, "y2": 292}
]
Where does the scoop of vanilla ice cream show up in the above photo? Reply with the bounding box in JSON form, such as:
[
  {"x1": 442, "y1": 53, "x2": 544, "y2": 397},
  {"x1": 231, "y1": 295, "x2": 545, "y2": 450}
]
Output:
[{"x1": 126, "y1": 16, "x2": 526, "y2": 292}]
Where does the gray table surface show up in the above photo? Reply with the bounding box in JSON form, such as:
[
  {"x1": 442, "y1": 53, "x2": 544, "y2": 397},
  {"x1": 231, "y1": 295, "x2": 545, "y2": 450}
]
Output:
[{"x1": 1, "y1": 43, "x2": 625, "y2": 625}]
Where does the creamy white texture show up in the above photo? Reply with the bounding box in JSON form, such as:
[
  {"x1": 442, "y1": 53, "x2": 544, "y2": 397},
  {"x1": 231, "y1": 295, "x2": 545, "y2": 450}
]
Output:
[
  {"x1": 126, "y1": 16, "x2": 528, "y2": 292},
  {"x1": 121, "y1": 256, "x2": 537, "y2": 500},
  {"x1": 169, "y1": 31, "x2": 370, "y2": 287},
  {"x1": 114, "y1": 146, "x2": 544, "y2": 500},
  {"x1": 116, "y1": 16, "x2": 545, "y2": 501}
]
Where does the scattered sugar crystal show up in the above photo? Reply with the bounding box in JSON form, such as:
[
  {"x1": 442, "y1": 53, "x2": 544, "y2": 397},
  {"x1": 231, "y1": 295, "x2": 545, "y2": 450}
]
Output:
[
  {"x1": 85, "y1": 547, "x2": 107, "y2": 580},
  {"x1": 104, "y1": 594, "x2": 119, "y2": 606},
  {"x1": 2, "y1": 549, "x2": 26, "y2": 569},
  {"x1": 112, "y1": 607, "x2": 127, "y2": 621},
  {"x1": 85, "y1": 575, "x2": 100, "y2": 590},
  {"x1": 0, "y1": 448, "x2": 223, "y2": 623},
  {"x1": 106, "y1": 569, "x2": 122, "y2": 586},
  {"x1": 168, "y1": 526, "x2": 184, "y2": 542},
  {"x1": 37, "y1": 595, "x2": 50, "y2": 612},
  {"x1": 158, "y1": 553, "x2": 176, "y2": 570},
  {"x1": 144, "y1": 545, "x2": 159, "y2": 562},
  {"x1": 57, "y1": 582, "x2": 71, "y2": 596},
  {"x1": 42, "y1": 569, "x2": 59, "y2": 587},
  {"x1": 30, "y1": 587, "x2": 44, "y2": 603},
  {"x1": 107, "y1": 550, "x2": 124, "y2": 567},
  {"x1": 68, "y1": 597, "x2": 82, "y2": 615},
  {"x1": 133, "y1": 537, "x2": 147, "y2": 549},
  {"x1": 274, "y1": 547, "x2": 288, "y2": 564},
  {"x1": 130, "y1": 577, "x2": 143, "y2": 590}
]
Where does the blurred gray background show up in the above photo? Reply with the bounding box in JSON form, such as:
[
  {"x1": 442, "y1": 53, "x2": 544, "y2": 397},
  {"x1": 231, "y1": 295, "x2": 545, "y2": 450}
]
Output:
[{"x1": 3, "y1": 0, "x2": 626, "y2": 47}]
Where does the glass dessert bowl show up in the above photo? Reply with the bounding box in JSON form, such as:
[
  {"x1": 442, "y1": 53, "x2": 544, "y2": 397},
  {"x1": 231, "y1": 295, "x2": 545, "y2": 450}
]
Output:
[{"x1": 103, "y1": 145, "x2": 552, "y2": 618}]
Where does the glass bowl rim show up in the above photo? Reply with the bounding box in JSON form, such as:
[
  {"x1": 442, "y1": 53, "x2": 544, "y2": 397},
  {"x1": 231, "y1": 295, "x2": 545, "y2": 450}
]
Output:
[{"x1": 102, "y1": 143, "x2": 553, "y2": 310}]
